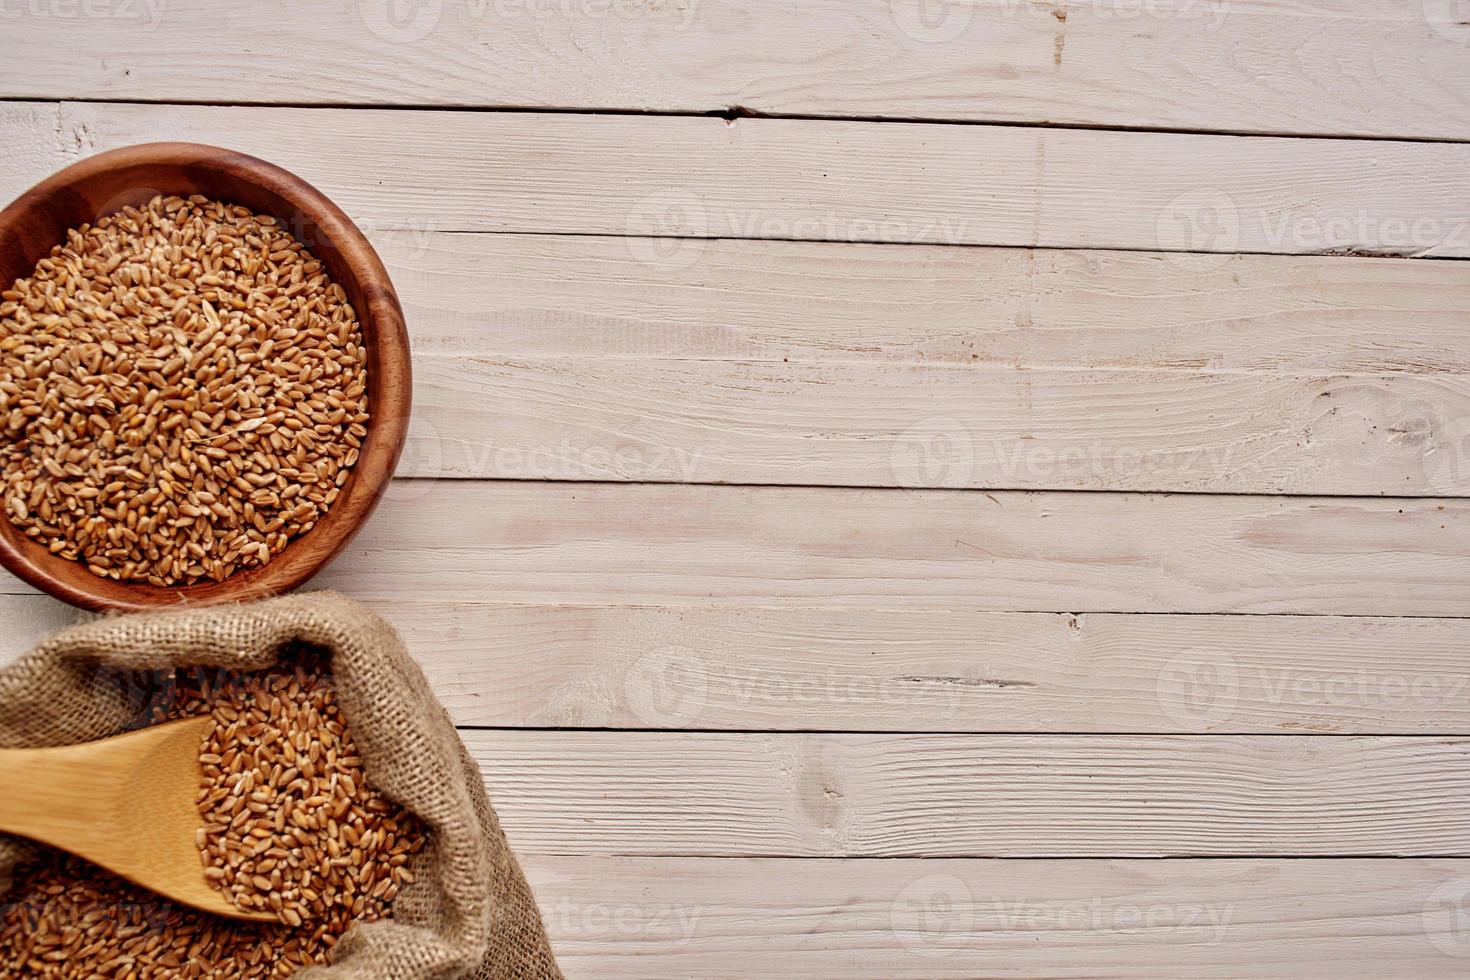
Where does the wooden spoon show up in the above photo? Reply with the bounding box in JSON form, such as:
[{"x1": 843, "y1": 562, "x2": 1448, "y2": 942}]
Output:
[{"x1": 0, "y1": 717, "x2": 279, "y2": 922}]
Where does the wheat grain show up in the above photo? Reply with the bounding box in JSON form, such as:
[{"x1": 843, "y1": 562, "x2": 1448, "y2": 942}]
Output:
[
  {"x1": 0, "y1": 195, "x2": 369, "y2": 586},
  {"x1": 178, "y1": 662, "x2": 422, "y2": 929}
]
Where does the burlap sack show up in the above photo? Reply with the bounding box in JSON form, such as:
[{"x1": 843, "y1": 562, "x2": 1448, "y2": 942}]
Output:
[{"x1": 0, "y1": 591, "x2": 562, "y2": 979}]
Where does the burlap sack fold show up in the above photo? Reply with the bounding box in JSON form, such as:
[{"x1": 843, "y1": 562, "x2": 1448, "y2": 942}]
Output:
[{"x1": 0, "y1": 591, "x2": 562, "y2": 980}]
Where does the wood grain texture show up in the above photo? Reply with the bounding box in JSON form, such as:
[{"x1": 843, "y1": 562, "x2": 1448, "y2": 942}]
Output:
[
  {"x1": 280, "y1": 482, "x2": 1470, "y2": 617},
  {"x1": 5, "y1": 483, "x2": 1467, "y2": 614},
  {"x1": 383, "y1": 233, "x2": 1470, "y2": 374},
  {"x1": 0, "y1": 103, "x2": 68, "y2": 190},
  {"x1": 387, "y1": 604, "x2": 1470, "y2": 734},
  {"x1": 471, "y1": 731, "x2": 1470, "y2": 856},
  {"x1": 410, "y1": 354, "x2": 1470, "y2": 493},
  {"x1": 7, "y1": 102, "x2": 1470, "y2": 256},
  {"x1": 3, "y1": 1, "x2": 1470, "y2": 140},
  {"x1": 524, "y1": 855, "x2": 1470, "y2": 977},
  {"x1": 7, "y1": 597, "x2": 1467, "y2": 734},
  {"x1": 313, "y1": 233, "x2": 1470, "y2": 494}
]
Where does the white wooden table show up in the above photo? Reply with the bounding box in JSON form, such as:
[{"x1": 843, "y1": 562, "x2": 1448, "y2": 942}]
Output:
[{"x1": 3, "y1": 2, "x2": 1470, "y2": 975}]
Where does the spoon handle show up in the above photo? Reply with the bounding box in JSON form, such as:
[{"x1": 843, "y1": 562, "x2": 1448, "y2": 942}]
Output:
[{"x1": 0, "y1": 741, "x2": 119, "y2": 854}]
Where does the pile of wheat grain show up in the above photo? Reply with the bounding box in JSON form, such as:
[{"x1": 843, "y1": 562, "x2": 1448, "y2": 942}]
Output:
[
  {"x1": 0, "y1": 852, "x2": 315, "y2": 978},
  {"x1": 0, "y1": 660, "x2": 426, "y2": 978},
  {"x1": 0, "y1": 194, "x2": 368, "y2": 586},
  {"x1": 180, "y1": 663, "x2": 423, "y2": 931}
]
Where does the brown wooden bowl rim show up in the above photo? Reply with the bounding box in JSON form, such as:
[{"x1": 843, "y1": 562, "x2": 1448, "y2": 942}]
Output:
[{"x1": 0, "y1": 142, "x2": 410, "y2": 612}]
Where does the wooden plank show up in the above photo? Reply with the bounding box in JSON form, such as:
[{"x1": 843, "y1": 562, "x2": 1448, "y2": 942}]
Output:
[
  {"x1": 0, "y1": 595, "x2": 87, "y2": 664},
  {"x1": 1, "y1": 484, "x2": 1467, "y2": 615},
  {"x1": 0, "y1": 102, "x2": 68, "y2": 190},
  {"x1": 229, "y1": 230, "x2": 1470, "y2": 494},
  {"x1": 292, "y1": 482, "x2": 1470, "y2": 617},
  {"x1": 385, "y1": 234, "x2": 1470, "y2": 374},
  {"x1": 6, "y1": 595, "x2": 1468, "y2": 733},
  {"x1": 390, "y1": 604, "x2": 1470, "y2": 734},
  {"x1": 524, "y1": 855, "x2": 1470, "y2": 977},
  {"x1": 470, "y1": 731, "x2": 1470, "y2": 856},
  {"x1": 6, "y1": 103, "x2": 1470, "y2": 256},
  {"x1": 2, "y1": 2, "x2": 1469, "y2": 140},
  {"x1": 473, "y1": 728, "x2": 1470, "y2": 858},
  {"x1": 409, "y1": 354, "x2": 1470, "y2": 494}
]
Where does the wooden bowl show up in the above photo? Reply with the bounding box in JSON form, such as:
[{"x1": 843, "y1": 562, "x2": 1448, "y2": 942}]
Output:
[{"x1": 0, "y1": 143, "x2": 410, "y2": 612}]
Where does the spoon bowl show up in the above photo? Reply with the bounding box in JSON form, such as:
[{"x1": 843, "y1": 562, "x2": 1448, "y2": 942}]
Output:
[{"x1": 0, "y1": 717, "x2": 279, "y2": 922}]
